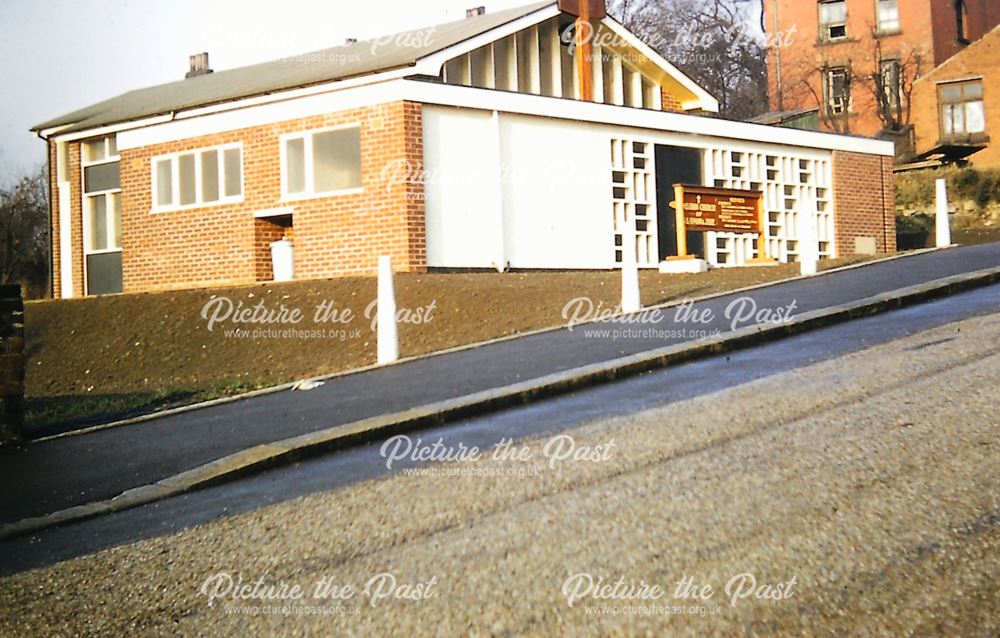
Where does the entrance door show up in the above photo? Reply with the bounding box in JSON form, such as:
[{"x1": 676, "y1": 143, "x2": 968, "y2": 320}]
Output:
[{"x1": 654, "y1": 145, "x2": 704, "y2": 261}]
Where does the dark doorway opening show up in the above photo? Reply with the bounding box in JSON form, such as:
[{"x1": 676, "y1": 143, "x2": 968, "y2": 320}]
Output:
[{"x1": 655, "y1": 145, "x2": 704, "y2": 261}]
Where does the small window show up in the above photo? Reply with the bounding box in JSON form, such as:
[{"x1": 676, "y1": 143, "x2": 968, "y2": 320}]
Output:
[
  {"x1": 819, "y1": 0, "x2": 847, "y2": 41},
  {"x1": 880, "y1": 59, "x2": 902, "y2": 111},
  {"x1": 152, "y1": 143, "x2": 243, "y2": 211},
  {"x1": 877, "y1": 0, "x2": 900, "y2": 33},
  {"x1": 939, "y1": 80, "x2": 986, "y2": 139},
  {"x1": 956, "y1": 0, "x2": 969, "y2": 43},
  {"x1": 282, "y1": 126, "x2": 362, "y2": 198},
  {"x1": 824, "y1": 67, "x2": 851, "y2": 115}
]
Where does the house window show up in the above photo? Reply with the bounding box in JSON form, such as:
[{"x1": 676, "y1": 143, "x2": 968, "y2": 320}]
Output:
[
  {"x1": 82, "y1": 136, "x2": 123, "y2": 295},
  {"x1": 876, "y1": 0, "x2": 900, "y2": 34},
  {"x1": 880, "y1": 59, "x2": 902, "y2": 111},
  {"x1": 819, "y1": 1, "x2": 848, "y2": 41},
  {"x1": 939, "y1": 80, "x2": 985, "y2": 139},
  {"x1": 152, "y1": 144, "x2": 243, "y2": 211},
  {"x1": 956, "y1": 0, "x2": 969, "y2": 43},
  {"x1": 282, "y1": 126, "x2": 362, "y2": 198},
  {"x1": 824, "y1": 67, "x2": 851, "y2": 115}
]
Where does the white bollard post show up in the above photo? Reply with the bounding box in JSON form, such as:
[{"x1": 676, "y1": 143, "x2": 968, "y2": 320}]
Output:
[
  {"x1": 799, "y1": 193, "x2": 819, "y2": 276},
  {"x1": 620, "y1": 228, "x2": 641, "y2": 314},
  {"x1": 935, "y1": 178, "x2": 952, "y2": 248},
  {"x1": 377, "y1": 256, "x2": 399, "y2": 365}
]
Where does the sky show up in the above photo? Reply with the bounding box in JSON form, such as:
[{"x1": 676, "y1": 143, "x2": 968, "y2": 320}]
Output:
[{"x1": 0, "y1": 0, "x2": 533, "y2": 184}]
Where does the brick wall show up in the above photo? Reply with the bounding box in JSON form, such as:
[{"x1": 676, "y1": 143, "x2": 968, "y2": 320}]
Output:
[
  {"x1": 48, "y1": 141, "x2": 60, "y2": 299},
  {"x1": 832, "y1": 151, "x2": 897, "y2": 254},
  {"x1": 763, "y1": 0, "x2": 1000, "y2": 138},
  {"x1": 661, "y1": 91, "x2": 683, "y2": 112},
  {"x1": 0, "y1": 285, "x2": 24, "y2": 446},
  {"x1": 117, "y1": 100, "x2": 426, "y2": 293},
  {"x1": 911, "y1": 25, "x2": 1000, "y2": 167}
]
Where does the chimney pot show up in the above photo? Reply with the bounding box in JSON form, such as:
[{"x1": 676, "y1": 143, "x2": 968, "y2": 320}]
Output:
[
  {"x1": 186, "y1": 52, "x2": 213, "y2": 79},
  {"x1": 466, "y1": 6, "x2": 486, "y2": 18}
]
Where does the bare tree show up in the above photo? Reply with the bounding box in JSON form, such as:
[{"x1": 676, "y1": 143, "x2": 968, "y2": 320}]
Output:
[
  {"x1": 609, "y1": 0, "x2": 768, "y2": 121},
  {"x1": 0, "y1": 165, "x2": 50, "y2": 297}
]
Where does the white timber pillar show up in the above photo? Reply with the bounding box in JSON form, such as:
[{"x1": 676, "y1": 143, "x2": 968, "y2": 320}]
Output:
[
  {"x1": 799, "y1": 191, "x2": 819, "y2": 276},
  {"x1": 377, "y1": 256, "x2": 399, "y2": 365}
]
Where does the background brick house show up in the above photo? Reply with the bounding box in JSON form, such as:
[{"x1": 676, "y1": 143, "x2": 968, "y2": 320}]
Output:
[
  {"x1": 35, "y1": 0, "x2": 895, "y2": 298},
  {"x1": 909, "y1": 23, "x2": 1000, "y2": 167},
  {"x1": 763, "y1": 0, "x2": 1000, "y2": 141}
]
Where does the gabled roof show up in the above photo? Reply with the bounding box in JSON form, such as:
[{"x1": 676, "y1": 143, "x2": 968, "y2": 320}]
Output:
[{"x1": 33, "y1": 1, "x2": 554, "y2": 135}]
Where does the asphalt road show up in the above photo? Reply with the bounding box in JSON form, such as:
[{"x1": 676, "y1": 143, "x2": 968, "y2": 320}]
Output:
[
  {"x1": 1, "y1": 244, "x2": 998, "y2": 526},
  {"x1": 3, "y1": 244, "x2": 1000, "y2": 526},
  {"x1": 1, "y1": 305, "x2": 997, "y2": 636},
  {"x1": 1, "y1": 281, "x2": 998, "y2": 577}
]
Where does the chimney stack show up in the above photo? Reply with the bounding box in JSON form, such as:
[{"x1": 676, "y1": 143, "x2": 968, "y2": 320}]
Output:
[
  {"x1": 186, "y1": 52, "x2": 213, "y2": 79},
  {"x1": 466, "y1": 6, "x2": 486, "y2": 18}
]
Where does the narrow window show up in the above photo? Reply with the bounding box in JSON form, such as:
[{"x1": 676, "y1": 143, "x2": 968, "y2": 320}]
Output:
[
  {"x1": 956, "y1": 0, "x2": 969, "y2": 43},
  {"x1": 825, "y1": 67, "x2": 851, "y2": 115},
  {"x1": 178, "y1": 154, "x2": 196, "y2": 206},
  {"x1": 155, "y1": 159, "x2": 173, "y2": 207},
  {"x1": 223, "y1": 147, "x2": 242, "y2": 198},
  {"x1": 200, "y1": 149, "x2": 220, "y2": 203},
  {"x1": 819, "y1": 0, "x2": 848, "y2": 41},
  {"x1": 286, "y1": 138, "x2": 306, "y2": 195},
  {"x1": 876, "y1": 0, "x2": 900, "y2": 34},
  {"x1": 880, "y1": 59, "x2": 901, "y2": 111}
]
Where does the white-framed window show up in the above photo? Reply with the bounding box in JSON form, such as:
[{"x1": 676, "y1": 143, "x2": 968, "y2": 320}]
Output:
[
  {"x1": 880, "y1": 59, "x2": 902, "y2": 111},
  {"x1": 940, "y1": 80, "x2": 986, "y2": 139},
  {"x1": 151, "y1": 143, "x2": 243, "y2": 211},
  {"x1": 82, "y1": 136, "x2": 123, "y2": 295},
  {"x1": 819, "y1": 0, "x2": 848, "y2": 41},
  {"x1": 281, "y1": 125, "x2": 362, "y2": 199},
  {"x1": 876, "y1": 0, "x2": 900, "y2": 34},
  {"x1": 824, "y1": 67, "x2": 851, "y2": 115}
]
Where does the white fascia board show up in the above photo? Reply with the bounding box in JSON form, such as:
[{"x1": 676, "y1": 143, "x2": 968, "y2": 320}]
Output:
[
  {"x1": 400, "y1": 80, "x2": 895, "y2": 156},
  {"x1": 414, "y1": 4, "x2": 562, "y2": 78},
  {"x1": 599, "y1": 18, "x2": 720, "y2": 113},
  {"x1": 114, "y1": 76, "x2": 891, "y2": 158}
]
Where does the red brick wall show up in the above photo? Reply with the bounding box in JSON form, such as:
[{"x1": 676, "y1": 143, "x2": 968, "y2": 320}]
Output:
[
  {"x1": 48, "y1": 141, "x2": 59, "y2": 299},
  {"x1": 661, "y1": 92, "x2": 683, "y2": 112},
  {"x1": 832, "y1": 151, "x2": 897, "y2": 254},
  {"x1": 117, "y1": 100, "x2": 426, "y2": 293},
  {"x1": 763, "y1": 0, "x2": 1000, "y2": 137},
  {"x1": 911, "y1": 25, "x2": 1000, "y2": 167},
  {"x1": 68, "y1": 142, "x2": 84, "y2": 296}
]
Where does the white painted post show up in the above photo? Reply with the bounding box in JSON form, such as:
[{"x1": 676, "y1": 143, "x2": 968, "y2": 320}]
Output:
[
  {"x1": 377, "y1": 256, "x2": 399, "y2": 365},
  {"x1": 935, "y1": 178, "x2": 952, "y2": 248},
  {"x1": 799, "y1": 192, "x2": 819, "y2": 276},
  {"x1": 621, "y1": 228, "x2": 641, "y2": 314}
]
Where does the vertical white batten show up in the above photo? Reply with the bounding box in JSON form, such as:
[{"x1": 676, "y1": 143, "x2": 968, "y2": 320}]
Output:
[
  {"x1": 799, "y1": 190, "x2": 819, "y2": 276},
  {"x1": 377, "y1": 256, "x2": 399, "y2": 365},
  {"x1": 492, "y1": 110, "x2": 507, "y2": 271},
  {"x1": 935, "y1": 178, "x2": 952, "y2": 248}
]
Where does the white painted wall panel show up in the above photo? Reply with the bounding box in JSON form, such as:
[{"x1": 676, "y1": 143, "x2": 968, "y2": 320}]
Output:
[
  {"x1": 499, "y1": 115, "x2": 612, "y2": 268},
  {"x1": 422, "y1": 107, "x2": 499, "y2": 268}
]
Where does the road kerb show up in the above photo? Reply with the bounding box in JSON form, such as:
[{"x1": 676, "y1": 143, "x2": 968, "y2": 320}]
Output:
[{"x1": 2, "y1": 264, "x2": 998, "y2": 542}]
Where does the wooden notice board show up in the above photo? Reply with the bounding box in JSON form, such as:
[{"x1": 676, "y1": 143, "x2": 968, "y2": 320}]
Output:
[{"x1": 669, "y1": 184, "x2": 772, "y2": 261}]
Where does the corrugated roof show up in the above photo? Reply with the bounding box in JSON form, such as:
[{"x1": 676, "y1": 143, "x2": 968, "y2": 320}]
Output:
[{"x1": 33, "y1": 1, "x2": 554, "y2": 135}]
